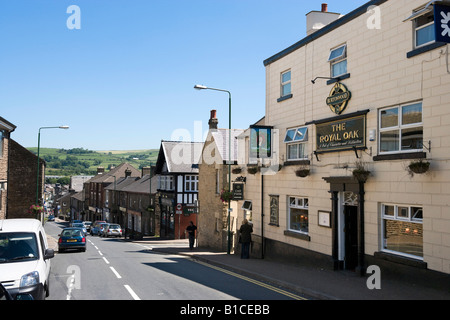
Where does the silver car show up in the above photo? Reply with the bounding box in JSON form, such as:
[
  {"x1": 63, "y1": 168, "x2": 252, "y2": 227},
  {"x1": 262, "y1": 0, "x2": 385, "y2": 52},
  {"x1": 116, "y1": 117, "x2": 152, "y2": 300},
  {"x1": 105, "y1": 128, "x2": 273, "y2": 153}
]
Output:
[
  {"x1": 72, "y1": 223, "x2": 87, "y2": 236},
  {"x1": 102, "y1": 224, "x2": 122, "y2": 238}
]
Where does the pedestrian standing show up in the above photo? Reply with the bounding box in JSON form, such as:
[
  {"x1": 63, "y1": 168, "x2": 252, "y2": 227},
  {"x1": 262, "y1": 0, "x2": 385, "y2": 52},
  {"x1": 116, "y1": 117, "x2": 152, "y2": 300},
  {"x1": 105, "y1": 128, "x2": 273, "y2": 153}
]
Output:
[
  {"x1": 239, "y1": 219, "x2": 253, "y2": 259},
  {"x1": 186, "y1": 221, "x2": 197, "y2": 250}
]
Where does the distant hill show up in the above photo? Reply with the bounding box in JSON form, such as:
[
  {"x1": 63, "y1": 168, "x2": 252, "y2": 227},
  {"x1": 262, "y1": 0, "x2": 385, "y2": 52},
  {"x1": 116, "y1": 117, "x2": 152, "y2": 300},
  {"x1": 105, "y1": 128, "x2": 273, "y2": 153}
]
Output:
[{"x1": 27, "y1": 147, "x2": 159, "y2": 177}]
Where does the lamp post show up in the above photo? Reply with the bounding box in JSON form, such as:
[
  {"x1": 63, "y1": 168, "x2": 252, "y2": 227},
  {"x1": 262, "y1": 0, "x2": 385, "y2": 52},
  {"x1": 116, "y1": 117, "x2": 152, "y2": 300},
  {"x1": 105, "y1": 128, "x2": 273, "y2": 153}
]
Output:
[
  {"x1": 194, "y1": 84, "x2": 232, "y2": 254},
  {"x1": 36, "y1": 126, "x2": 69, "y2": 210}
]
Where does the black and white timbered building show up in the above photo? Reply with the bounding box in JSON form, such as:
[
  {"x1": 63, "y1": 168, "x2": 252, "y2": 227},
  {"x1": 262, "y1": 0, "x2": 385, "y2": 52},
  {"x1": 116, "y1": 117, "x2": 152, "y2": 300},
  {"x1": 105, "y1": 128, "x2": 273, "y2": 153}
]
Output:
[{"x1": 155, "y1": 140, "x2": 203, "y2": 239}]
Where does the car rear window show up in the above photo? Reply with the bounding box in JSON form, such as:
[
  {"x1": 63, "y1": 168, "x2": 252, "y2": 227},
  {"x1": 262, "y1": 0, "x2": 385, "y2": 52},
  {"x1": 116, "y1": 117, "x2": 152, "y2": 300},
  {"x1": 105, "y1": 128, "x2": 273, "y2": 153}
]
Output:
[
  {"x1": 0, "y1": 232, "x2": 39, "y2": 263},
  {"x1": 61, "y1": 229, "x2": 83, "y2": 237}
]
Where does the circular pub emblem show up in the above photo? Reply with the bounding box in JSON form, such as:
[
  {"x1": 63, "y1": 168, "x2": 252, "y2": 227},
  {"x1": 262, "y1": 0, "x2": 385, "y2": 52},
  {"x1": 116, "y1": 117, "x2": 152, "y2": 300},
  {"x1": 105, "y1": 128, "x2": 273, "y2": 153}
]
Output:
[{"x1": 326, "y1": 83, "x2": 351, "y2": 115}]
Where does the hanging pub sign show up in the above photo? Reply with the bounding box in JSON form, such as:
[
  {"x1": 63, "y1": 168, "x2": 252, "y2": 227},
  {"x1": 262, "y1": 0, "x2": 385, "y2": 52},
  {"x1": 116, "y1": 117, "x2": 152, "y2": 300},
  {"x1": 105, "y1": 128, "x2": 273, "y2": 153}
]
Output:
[
  {"x1": 232, "y1": 183, "x2": 244, "y2": 201},
  {"x1": 316, "y1": 114, "x2": 366, "y2": 153},
  {"x1": 326, "y1": 82, "x2": 352, "y2": 115},
  {"x1": 249, "y1": 126, "x2": 272, "y2": 159},
  {"x1": 434, "y1": 4, "x2": 450, "y2": 43}
]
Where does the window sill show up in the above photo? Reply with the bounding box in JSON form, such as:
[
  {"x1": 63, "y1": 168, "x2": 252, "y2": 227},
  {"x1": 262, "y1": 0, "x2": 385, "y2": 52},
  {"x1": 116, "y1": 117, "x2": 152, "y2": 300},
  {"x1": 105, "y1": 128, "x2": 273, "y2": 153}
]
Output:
[
  {"x1": 374, "y1": 251, "x2": 427, "y2": 269},
  {"x1": 284, "y1": 230, "x2": 311, "y2": 241},
  {"x1": 327, "y1": 73, "x2": 351, "y2": 85},
  {"x1": 373, "y1": 152, "x2": 426, "y2": 161},
  {"x1": 407, "y1": 42, "x2": 446, "y2": 58},
  {"x1": 277, "y1": 94, "x2": 293, "y2": 103},
  {"x1": 283, "y1": 160, "x2": 310, "y2": 167}
]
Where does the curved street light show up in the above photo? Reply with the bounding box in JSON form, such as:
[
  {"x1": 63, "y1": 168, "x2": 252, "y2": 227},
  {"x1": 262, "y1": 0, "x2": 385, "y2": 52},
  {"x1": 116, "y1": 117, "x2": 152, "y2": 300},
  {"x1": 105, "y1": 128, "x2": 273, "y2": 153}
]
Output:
[
  {"x1": 36, "y1": 126, "x2": 70, "y2": 210},
  {"x1": 194, "y1": 84, "x2": 233, "y2": 254}
]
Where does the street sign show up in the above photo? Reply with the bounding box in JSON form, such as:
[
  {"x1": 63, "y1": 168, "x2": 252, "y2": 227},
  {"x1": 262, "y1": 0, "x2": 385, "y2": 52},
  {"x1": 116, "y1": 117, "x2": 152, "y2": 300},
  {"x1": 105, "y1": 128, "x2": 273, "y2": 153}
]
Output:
[
  {"x1": 176, "y1": 203, "x2": 183, "y2": 215},
  {"x1": 434, "y1": 4, "x2": 450, "y2": 43}
]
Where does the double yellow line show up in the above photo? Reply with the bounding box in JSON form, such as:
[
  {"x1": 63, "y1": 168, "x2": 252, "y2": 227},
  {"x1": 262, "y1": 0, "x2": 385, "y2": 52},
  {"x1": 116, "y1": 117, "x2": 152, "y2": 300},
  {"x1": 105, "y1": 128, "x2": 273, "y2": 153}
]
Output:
[{"x1": 194, "y1": 260, "x2": 308, "y2": 300}]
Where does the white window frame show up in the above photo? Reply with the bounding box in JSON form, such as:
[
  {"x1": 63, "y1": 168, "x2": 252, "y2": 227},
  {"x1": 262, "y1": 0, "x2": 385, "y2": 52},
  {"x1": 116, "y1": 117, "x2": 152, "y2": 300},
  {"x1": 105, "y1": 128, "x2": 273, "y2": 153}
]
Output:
[
  {"x1": 281, "y1": 70, "x2": 291, "y2": 97},
  {"x1": 381, "y1": 203, "x2": 423, "y2": 260},
  {"x1": 287, "y1": 196, "x2": 309, "y2": 234},
  {"x1": 413, "y1": 9, "x2": 435, "y2": 49},
  {"x1": 284, "y1": 127, "x2": 308, "y2": 161},
  {"x1": 328, "y1": 44, "x2": 347, "y2": 78},
  {"x1": 378, "y1": 102, "x2": 423, "y2": 155},
  {"x1": 185, "y1": 175, "x2": 198, "y2": 192}
]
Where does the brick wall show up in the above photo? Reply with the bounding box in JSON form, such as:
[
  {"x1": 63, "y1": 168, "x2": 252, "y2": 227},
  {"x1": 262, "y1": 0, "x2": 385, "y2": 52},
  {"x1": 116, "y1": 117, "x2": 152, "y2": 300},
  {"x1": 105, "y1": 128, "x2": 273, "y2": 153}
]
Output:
[{"x1": 7, "y1": 139, "x2": 45, "y2": 219}]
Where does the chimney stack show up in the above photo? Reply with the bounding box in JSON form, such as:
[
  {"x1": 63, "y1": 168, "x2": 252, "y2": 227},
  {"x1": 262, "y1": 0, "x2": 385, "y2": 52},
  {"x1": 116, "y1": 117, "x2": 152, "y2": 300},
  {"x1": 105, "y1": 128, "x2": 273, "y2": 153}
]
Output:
[
  {"x1": 208, "y1": 109, "x2": 219, "y2": 130},
  {"x1": 125, "y1": 168, "x2": 132, "y2": 177},
  {"x1": 306, "y1": 4, "x2": 341, "y2": 36},
  {"x1": 142, "y1": 166, "x2": 153, "y2": 177}
]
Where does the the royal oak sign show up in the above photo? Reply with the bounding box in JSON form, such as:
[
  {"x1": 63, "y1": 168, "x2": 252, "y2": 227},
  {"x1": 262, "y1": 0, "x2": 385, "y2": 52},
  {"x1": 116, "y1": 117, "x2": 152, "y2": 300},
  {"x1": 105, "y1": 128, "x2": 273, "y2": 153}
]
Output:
[{"x1": 316, "y1": 114, "x2": 366, "y2": 153}]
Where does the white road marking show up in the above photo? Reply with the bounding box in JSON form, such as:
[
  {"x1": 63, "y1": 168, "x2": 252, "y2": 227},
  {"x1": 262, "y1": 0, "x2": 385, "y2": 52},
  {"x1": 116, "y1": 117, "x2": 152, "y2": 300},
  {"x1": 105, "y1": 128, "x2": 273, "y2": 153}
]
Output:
[
  {"x1": 124, "y1": 285, "x2": 140, "y2": 300},
  {"x1": 102, "y1": 257, "x2": 110, "y2": 264},
  {"x1": 110, "y1": 267, "x2": 122, "y2": 279}
]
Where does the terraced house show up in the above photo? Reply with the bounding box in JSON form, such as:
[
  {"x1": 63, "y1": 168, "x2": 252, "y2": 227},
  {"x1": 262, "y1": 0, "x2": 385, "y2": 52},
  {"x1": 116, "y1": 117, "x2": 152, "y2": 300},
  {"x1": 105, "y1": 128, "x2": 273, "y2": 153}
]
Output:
[{"x1": 238, "y1": 0, "x2": 450, "y2": 276}]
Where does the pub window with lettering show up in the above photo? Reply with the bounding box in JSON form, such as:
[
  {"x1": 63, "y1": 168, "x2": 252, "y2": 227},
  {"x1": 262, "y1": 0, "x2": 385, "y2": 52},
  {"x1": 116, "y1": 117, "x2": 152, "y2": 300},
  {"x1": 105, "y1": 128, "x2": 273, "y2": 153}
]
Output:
[
  {"x1": 284, "y1": 127, "x2": 308, "y2": 161},
  {"x1": 378, "y1": 102, "x2": 423, "y2": 154}
]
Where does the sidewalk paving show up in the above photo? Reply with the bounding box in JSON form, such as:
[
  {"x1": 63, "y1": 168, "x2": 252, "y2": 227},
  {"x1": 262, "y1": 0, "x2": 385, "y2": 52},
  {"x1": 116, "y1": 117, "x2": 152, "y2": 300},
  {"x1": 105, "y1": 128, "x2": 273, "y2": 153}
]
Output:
[
  {"x1": 47, "y1": 232, "x2": 450, "y2": 300},
  {"x1": 132, "y1": 238, "x2": 450, "y2": 300}
]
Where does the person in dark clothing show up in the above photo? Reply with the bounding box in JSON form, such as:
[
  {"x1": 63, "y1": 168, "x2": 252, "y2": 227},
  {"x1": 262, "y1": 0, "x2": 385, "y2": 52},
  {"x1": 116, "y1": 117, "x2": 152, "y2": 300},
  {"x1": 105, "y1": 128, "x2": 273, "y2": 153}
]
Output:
[
  {"x1": 239, "y1": 219, "x2": 253, "y2": 259},
  {"x1": 186, "y1": 221, "x2": 197, "y2": 250}
]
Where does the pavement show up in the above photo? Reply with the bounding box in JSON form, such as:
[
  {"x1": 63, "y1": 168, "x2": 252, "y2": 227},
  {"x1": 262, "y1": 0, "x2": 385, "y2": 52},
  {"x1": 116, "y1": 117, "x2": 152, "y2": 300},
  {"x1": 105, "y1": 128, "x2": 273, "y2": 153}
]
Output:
[{"x1": 47, "y1": 233, "x2": 450, "y2": 300}]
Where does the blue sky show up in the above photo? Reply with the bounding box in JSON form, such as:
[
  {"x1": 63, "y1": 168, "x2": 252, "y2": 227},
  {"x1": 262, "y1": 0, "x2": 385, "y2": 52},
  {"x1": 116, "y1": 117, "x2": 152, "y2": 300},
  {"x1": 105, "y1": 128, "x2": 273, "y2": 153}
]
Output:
[{"x1": 1, "y1": 0, "x2": 367, "y2": 150}]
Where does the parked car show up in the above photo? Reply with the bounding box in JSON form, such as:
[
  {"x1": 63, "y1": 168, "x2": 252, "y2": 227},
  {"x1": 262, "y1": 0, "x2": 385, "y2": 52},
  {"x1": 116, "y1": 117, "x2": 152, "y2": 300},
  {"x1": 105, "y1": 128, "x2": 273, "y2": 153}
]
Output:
[
  {"x1": 72, "y1": 223, "x2": 87, "y2": 236},
  {"x1": 102, "y1": 224, "x2": 122, "y2": 238},
  {"x1": 90, "y1": 221, "x2": 106, "y2": 236},
  {"x1": 47, "y1": 214, "x2": 55, "y2": 222},
  {"x1": 83, "y1": 221, "x2": 92, "y2": 232},
  {"x1": 70, "y1": 220, "x2": 83, "y2": 227},
  {"x1": 98, "y1": 223, "x2": 109, "y2": 237},
  {"x1": 58, "y1": 227, "x2": 86, "y2": 253},
  {"x1": 0, "y1": 219, "x2": 55, "y2": 300}
]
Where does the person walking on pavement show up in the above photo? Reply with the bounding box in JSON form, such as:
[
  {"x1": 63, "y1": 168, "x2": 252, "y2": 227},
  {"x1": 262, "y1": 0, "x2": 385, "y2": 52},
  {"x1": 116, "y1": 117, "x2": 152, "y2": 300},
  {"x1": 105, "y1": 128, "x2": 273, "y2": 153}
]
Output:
[
  {"x1": 186, "y1": 221, "x2": 197, "y2": 250},
  {"x1": 239, "y1": 219, "x2": 253, "y2": 259}
]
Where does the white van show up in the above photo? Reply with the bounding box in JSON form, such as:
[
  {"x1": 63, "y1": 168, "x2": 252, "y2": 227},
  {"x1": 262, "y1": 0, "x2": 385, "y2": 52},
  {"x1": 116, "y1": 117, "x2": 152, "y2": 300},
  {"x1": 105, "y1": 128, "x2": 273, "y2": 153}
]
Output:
[{"x1": 0, "y1": 219, "x2": 54, "y2": 300}]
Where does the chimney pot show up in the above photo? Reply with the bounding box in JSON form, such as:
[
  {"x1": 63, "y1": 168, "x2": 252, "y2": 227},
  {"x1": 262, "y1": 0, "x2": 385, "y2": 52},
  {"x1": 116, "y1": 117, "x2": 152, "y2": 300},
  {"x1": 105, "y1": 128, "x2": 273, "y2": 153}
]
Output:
[
  {"x1": 208, "y1": 109, "x2": 219, "y2": 130},
  {"x1": 322, "y1": 3, "x2": 328, "y2": 12}
]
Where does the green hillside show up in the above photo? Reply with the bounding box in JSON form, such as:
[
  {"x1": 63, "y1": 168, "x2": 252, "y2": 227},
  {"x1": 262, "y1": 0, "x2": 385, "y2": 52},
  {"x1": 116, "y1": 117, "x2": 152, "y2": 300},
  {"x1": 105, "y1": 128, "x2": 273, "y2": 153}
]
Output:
[{"x1": 27, "y1": 147, "x2": 159, "y2": 178}]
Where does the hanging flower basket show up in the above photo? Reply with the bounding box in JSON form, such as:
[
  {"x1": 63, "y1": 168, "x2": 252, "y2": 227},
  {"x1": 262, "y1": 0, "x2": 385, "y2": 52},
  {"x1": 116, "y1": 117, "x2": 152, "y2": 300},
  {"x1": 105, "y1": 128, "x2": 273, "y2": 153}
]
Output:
[
  {"x1": 295, "y1": 169, "x2": 310, "y2": 178},
  {"x1": 353, "y1": 169, "x2": 370, "y2": 182},
  {"x1": 220, "y1": 189, "x2": 233, "y2": 203},
  {"x1": 353, "y1": 160, "x2": 370, "y2": 182},
  {"x1": 232, "y1": 167, "x2": 242, "y2": 174},
  {"x1": 28, "y1": 204, "x2": 44, "y2": 220},
  {"x1": 408, "y1": 160, "x2": 430, "y2": 176},
  {"x1": 247, "y1": 166, "x2": 259, "y2": 175}
]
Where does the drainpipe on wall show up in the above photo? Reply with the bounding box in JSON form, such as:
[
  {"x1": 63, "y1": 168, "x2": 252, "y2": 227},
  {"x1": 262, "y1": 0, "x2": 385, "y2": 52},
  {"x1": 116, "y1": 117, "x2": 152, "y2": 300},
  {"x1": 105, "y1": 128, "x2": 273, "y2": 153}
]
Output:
[{"x1": 261, "y1": 173, "x2": 265, "y2": 259}]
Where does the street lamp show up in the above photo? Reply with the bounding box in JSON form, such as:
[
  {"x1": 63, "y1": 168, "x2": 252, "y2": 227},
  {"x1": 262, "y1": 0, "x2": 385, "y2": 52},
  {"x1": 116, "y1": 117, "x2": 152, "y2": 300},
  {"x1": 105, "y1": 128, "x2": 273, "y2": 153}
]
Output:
[
  {"x1": 194, "y1": 84, "x2": 233, "y2": 254},
  {"x1": 36, "y1": 126, "x2": 70, "y2": 209}
]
